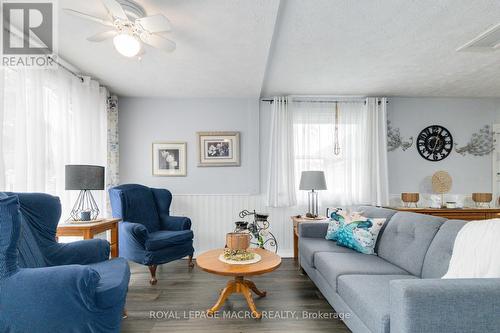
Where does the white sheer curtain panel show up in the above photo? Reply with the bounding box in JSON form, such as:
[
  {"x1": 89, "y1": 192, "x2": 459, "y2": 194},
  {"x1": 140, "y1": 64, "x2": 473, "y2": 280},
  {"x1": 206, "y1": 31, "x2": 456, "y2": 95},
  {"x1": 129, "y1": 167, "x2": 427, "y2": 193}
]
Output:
[
  {"x1": 292, "y1": 98, "x2": 389, "y2": 207},
  {"x1": 365, "y1": 97, "x2": 390, "y2": 206},
  {"x1": 266, "y1": 97, "x2": 297, "y2": 207},
  {"x1": 1, "y1": 68, "x2": 108, "y2": 220}
]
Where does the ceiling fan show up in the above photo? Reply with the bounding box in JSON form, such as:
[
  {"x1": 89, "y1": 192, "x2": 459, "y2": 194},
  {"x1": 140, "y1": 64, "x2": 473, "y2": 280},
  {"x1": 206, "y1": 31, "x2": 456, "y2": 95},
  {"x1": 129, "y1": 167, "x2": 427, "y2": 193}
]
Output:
[{"x1": 63, "y1": 0, "x2": 175, "y2": 58}]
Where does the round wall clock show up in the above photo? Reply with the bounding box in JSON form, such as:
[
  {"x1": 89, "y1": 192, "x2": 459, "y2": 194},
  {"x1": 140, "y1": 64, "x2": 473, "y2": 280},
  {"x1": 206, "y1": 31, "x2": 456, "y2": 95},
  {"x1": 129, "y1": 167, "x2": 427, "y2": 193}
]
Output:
[{"x1": 416, "y1": 125, "x2": 453, "y2": 161}]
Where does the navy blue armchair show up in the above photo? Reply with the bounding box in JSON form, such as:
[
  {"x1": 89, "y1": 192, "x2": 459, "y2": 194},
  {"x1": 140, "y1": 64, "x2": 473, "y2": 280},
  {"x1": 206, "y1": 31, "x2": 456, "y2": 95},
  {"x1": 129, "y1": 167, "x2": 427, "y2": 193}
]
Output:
[
  {"x1": 0, "y1": 192, "x2": 130, "y2": 333},
  {"x1": 109, "y1": 184, "x2": 194, "y2": 284}
]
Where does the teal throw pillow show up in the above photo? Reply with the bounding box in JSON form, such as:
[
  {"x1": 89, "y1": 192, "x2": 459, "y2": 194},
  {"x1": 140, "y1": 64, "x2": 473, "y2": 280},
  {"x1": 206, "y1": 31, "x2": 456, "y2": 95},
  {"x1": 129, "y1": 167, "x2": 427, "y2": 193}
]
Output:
[
  {"x1": 336, "y1": 217, "x2": 386, "y2": 255},
  {"x1": 325, "y1": 208, "x2": 345, "y2": 241}
]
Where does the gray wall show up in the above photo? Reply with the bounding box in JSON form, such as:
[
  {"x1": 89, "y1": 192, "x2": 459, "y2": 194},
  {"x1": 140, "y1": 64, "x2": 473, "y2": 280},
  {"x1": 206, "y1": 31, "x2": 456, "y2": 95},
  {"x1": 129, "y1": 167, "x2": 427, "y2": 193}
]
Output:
[
  {"x1": 119, "y1": 96, "x2": 500, "y2": 197},
  {"x1": 387, "y1": 97, "x2": 500, "y2": 195},
  {"x1": 119, "y1": 98, "x2": 260, "y2": 194}
]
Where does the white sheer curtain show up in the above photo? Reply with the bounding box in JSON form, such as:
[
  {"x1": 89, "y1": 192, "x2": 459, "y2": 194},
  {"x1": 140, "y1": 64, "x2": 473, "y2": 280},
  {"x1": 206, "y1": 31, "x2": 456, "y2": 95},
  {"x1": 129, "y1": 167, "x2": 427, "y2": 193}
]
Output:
[
  {"x1": 292, "y1": 97, "x2": 389, "y2": 207},
  {"x1": 366, "y1": 97, "x2": 389, "y2": 206},
  {"x1": 266, "y1": 97, "x2": 297, "y2": 207},
  {"x1": 1, "y1": 67, "x2": 108, "y2": 219},
  {"x1": 266, "y1": 96, "x2": 389, "y2": 208}
]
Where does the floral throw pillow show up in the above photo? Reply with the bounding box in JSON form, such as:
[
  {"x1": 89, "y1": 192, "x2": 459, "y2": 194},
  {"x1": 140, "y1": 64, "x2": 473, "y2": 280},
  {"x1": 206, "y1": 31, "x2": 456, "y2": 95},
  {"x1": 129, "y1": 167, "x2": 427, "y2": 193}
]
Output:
[
  {"x1": 336, "y1": 215, "x2": 386, "y2": 255},
  {"x1": 325, "y1": 208, "x2": 346, "y2": 241}
]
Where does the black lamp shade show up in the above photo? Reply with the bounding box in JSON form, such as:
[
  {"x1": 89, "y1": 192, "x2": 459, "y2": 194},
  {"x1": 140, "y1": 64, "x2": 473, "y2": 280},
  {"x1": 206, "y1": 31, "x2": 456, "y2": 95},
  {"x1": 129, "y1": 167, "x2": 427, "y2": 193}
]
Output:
[{"x1": 65, "y1": 165, "x2": 105, "y2": 190}]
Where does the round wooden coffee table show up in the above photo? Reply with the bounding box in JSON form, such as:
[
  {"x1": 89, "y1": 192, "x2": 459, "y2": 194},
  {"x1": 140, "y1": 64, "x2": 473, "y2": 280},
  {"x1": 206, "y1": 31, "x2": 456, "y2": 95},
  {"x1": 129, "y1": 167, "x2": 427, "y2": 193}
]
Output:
[{"x1": 196, "y1": 248, "x2": 281, "y2": 319}]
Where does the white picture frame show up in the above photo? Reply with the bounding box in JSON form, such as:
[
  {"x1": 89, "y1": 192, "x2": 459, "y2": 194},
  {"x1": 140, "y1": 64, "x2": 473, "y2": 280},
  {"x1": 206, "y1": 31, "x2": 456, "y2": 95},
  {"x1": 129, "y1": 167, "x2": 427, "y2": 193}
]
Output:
[
  {"x1": 152, "y1": 142, "x2": 187, "y2": 176},
  {"x1": 197, "y1": 131, "x2": 240, "y2": 167}
]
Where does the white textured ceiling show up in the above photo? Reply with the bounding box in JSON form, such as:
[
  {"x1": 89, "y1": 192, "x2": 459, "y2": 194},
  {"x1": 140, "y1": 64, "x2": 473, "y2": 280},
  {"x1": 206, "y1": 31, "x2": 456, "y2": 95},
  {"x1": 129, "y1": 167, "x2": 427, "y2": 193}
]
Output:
[
  {"x1": 58, "y1": 0, "x2": 280, "y2": 98},
  {"x1": 58, "y1": 0, "x2": 500, "y2": 98},
  {"x1": 262, "y1": 0, "x2": 500, "y2": 97}
]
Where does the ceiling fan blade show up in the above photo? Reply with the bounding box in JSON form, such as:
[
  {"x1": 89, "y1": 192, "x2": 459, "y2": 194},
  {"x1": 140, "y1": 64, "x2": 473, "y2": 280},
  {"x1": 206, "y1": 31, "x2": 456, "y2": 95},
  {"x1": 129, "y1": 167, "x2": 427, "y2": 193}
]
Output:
[
  {"x1": 136, "y1": 14, "x2": 171, "y2": 33},
  {"x1": 140, "y1": 33, "x2": 176, "y2": 52},
  {"x1": 87, "y1": 30, "x2": 118, "y2": 42},
  {"x1": 63, "y1": 8, "x2": 113, "y2": 27},
  {"x1": 101, "y1": 0, "x2": 128, "y2": 20}
]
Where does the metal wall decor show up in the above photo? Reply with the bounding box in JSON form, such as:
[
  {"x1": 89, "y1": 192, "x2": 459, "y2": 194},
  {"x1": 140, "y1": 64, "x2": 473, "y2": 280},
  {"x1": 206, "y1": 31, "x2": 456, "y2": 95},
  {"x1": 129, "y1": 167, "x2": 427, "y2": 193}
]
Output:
[
  {"x1": 455, "y1": 125, "x2": 494, "y2": 156},
  {"x1": 234, "y1": 210, "x2": 278, "y2": 253},
  {"x1": 387, "y1": 121, "x2": 413, "y2": 152}
]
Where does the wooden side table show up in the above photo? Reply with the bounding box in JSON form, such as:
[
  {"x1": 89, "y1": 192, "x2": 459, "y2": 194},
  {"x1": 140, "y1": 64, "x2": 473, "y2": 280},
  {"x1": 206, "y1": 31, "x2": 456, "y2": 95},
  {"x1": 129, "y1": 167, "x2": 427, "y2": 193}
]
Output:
[
  {"x1": 291, "y1": 215, "x2": 329, "y2": 260},
  {"x1": 56, "y1": 218, "x2": 121, "y2": 258}
]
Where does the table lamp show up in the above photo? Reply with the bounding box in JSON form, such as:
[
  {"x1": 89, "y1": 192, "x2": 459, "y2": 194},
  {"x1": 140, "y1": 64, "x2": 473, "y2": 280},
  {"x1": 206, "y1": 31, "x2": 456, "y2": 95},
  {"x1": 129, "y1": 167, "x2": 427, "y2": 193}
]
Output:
[
  {"x1": 65, "y1": 165, "x2": 105, "y2": 221},
  {"x1": 299, "y1": 171, "x2": 327, "y2": 217}
]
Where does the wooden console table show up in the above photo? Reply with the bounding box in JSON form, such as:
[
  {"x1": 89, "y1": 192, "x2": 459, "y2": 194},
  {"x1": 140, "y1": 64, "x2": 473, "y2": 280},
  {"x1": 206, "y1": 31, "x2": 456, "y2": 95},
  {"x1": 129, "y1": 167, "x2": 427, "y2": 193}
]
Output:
[
  {"x1": 56, "y1": 218, "x2": 120, "y2": 258},
  {"x1": 291, "y1": 215, "x2": 328, "y2": 260},
  {"x1": 389, "y1": 208, "x2": 500, "y2": 221}
]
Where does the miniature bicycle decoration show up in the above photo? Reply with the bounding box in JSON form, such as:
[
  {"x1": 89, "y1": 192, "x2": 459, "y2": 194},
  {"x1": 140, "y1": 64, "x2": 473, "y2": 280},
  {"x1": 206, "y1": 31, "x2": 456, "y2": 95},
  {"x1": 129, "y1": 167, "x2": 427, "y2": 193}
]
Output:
[{"x1": 234, "y1": 209, "x2": 278, "y2": 253}]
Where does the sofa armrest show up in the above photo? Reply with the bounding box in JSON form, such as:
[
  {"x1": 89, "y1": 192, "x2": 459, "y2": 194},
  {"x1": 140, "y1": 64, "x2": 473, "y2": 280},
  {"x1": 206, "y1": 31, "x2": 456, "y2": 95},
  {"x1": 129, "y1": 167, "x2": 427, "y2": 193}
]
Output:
[
  {"x1": 298, "y1": 222, "x2": 329, "y2": 238},
  {"x1": 44, "y1": 239, "x2": 110, "y2": 266},
  {"x1": 120, "y1": 221, "x2": 148, "y2": 245},
  {"x1": 390, "y1": 278, "x2": 500, "y2": 333},
  {"x1": 0, "y1": 265, "x2": 101, "y2": 331},
  {"x1": 159, "y1": 215, "x2": 192, "y2": 231}
]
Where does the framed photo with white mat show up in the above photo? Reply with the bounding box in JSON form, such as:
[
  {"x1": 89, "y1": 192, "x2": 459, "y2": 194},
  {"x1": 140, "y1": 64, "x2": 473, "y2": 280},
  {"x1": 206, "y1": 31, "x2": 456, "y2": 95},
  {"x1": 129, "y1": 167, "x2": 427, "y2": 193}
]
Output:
[
  {"x1": 197, "y1": 131, "x2": 240, "y2": 167},
  {"x1": 152, "y1": 142, "x2": 187, "y2": 176}
]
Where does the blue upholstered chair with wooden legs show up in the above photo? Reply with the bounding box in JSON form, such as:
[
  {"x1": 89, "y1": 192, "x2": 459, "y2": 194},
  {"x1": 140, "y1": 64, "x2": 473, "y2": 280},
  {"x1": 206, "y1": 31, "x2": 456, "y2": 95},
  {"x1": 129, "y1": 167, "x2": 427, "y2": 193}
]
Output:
[
  {"x1": 109, "y1": 184, "x2": 194, "y2": 285},
  {"x1": 0, "y1": 192, "x2": 130, "y2": 333}
]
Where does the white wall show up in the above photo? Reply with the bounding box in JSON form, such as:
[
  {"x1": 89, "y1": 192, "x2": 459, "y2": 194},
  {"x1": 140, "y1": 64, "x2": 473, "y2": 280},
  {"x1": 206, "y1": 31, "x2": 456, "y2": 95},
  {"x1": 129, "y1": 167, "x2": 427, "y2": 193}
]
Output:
[
  {"x1": 387, "y1": 97, "x2": 500, "y2": 205},
  {"x1": 119, "y1": 98, "x2": 260, "y2": 194}
]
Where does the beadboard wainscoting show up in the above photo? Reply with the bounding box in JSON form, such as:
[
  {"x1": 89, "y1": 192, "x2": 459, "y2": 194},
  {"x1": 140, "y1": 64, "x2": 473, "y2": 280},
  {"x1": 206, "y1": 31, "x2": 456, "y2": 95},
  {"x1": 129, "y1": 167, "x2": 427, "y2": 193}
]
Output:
[{"x1": 170, "y1": 194, "x2": 302, "y2": 258}]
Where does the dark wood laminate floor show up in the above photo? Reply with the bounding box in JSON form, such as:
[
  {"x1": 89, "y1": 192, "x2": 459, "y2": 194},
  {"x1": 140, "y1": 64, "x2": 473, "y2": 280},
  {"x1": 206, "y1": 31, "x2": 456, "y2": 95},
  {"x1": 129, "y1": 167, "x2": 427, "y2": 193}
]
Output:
[{"x1": 122, "y1": 259, "x2": 351, "y2": 333}]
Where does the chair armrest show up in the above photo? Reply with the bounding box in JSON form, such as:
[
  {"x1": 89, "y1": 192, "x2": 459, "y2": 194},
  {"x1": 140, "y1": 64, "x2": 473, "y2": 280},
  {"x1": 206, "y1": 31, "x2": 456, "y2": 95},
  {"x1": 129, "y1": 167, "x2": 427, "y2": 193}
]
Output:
[
  {"x1": 120, "y1": 221, "x2": 148, "y2": 244},
  {"x1": 298, "y1": 222, "x2": 329, "y2": 238},
  {"x1": 159, "y1": 215, "x2": 192, "y2": 231},
  {"x1": 0, "y1": 265, "x2": 101, "y2": 331},
  {"x1": 390, "y1": 278, "x2": 500, "y2": 333},
  {"x1": 44, "y1": 239, "x2": 110, "y2": 266}
]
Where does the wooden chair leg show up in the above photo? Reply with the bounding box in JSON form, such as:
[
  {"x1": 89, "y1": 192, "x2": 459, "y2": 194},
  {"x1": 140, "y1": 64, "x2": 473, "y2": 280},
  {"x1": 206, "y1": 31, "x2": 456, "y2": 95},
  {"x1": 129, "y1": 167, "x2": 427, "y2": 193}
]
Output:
[
  {"x1": 148, "y1": 265, "x2": 158, "y2": 285},
  {"x1": 188, "y1": 255, "x2": 195, "y2": 269}
]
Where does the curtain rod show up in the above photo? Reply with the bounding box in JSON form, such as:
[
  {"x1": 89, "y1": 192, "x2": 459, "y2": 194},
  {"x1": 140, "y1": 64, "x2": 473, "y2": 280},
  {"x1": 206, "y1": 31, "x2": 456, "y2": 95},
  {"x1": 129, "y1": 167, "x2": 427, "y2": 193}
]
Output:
[
  {"x1": 260, "y1": 98, "x2": 388, "y2": 105},
  {"x1": 47, "y1": 56, "x2": 84, "y2": 83}
]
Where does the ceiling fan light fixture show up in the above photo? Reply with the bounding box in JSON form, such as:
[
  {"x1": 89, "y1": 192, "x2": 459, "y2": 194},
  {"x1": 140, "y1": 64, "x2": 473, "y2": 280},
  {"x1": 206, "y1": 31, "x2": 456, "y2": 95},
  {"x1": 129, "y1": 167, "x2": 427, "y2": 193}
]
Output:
[{"x1": 113, "y1": 33, "x2": 141, "y2": 57}]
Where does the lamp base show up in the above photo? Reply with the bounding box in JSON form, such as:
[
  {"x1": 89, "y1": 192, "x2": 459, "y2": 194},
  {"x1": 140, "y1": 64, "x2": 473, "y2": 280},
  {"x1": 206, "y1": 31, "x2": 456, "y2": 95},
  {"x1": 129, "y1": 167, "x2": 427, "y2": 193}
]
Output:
[
  {"x1": 70, "y1": 190, "x2": 100, "y2": 221},
  {"x1": 307, "y1": 190, "x2": 319, "y2": 217}
]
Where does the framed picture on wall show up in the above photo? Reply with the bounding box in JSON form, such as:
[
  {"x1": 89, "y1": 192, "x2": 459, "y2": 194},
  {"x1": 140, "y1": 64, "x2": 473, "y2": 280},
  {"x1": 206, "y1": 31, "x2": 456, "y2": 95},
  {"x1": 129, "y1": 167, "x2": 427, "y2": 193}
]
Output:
[
  {"x1": 197, "y1": 131, "x2": 240, "y2": 167},
  {"x1": 152, "y1": 142, "x2": 187, "y2": 176}
]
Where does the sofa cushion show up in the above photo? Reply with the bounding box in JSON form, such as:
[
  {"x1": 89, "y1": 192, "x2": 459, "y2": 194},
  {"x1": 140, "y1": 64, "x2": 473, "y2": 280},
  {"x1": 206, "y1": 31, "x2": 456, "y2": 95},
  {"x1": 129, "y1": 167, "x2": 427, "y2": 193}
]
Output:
[
  {"x1": 314, "y1": 252, "x2": 409, "y2": 290},
  {"x1": 120, "y1": 186, "x2": 160, "y2": 232},
  {"x1": 338, "y1": 274, "x2": 418, "y2": 333},
  {"x1": 357, "y1": 206, "x2": 397, "y2": 220},
  {"x1": 88, "y1": 258, "x2": 131, "y2": 309},
  {"x1": 145, "y1": 230, "x2": 194, "y2": 251},
  {"x1": 299, "y1": 237, "x2": 355, "y2": 267},
  {"x1": 422, "y1": 219, "x2": 466, "y2": 278},
  {"x1": 377, "y1": 212, "x2": 445, "y2": 276}
]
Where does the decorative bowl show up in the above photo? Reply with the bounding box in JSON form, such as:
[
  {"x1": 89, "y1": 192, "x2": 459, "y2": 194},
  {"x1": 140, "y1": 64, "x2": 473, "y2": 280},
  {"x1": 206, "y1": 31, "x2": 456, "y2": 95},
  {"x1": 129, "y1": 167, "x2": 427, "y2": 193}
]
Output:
[{"x1": 472, "y1": 193, "x2": 492, "y2": 205}]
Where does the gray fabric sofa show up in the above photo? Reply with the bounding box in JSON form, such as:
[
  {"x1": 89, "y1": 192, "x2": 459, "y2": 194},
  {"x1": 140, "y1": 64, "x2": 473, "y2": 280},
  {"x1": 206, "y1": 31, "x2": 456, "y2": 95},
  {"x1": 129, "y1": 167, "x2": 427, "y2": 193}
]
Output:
[{"x1": 298, "y1": 206, "x2": 500, "y2": 333}]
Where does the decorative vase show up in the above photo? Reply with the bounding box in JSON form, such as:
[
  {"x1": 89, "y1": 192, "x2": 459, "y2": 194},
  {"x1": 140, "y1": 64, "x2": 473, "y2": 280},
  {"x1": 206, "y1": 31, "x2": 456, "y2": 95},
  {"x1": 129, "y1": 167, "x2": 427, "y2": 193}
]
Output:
[{"x1": 226, "y1": 232, "x2": 251, "y2": 251}]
